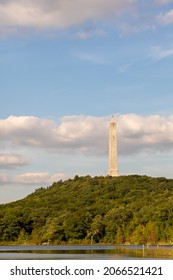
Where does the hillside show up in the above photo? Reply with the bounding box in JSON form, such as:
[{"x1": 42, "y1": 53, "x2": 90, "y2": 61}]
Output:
[{"x1": 0, "y1": 175, "x2": 173, "y2": 245}]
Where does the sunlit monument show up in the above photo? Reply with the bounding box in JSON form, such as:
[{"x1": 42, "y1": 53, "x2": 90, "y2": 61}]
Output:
[{"x1": 108, "y1": 116, "x2": 118, "y2": 176}]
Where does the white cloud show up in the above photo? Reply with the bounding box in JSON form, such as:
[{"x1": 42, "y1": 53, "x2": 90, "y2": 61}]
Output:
[
  {"x1": 0, "y1": 115, "x2": 108, "y2": 155},
  {"x1": 118, "y1": 63, "x2": 133, "y2": 73},
  {"x1": 0, "y1": 173, "x2": 9, "y2": 184},
  {"x1": 14, "y1": 172, "x2": 66, "y2": 185},
  {"x1": 157, "y1": 9, "x2": 173, "y2": 25},
  {"x1": 0, "y1": 115, "x2": 55, "y2": 147},
  {"x1": 118, "y1": 114, "x2": 173, "y2": 155},
  {"x1": 150, "y1": 45, "x2": 173, "y2": 60},
  {"x1": 0, "y1": 153, "x2": 30, "y2": 168},
  {"x1": 1, "y1": 114, "x2": 173, "y2": 157},
  {"x1": 0, "y1": 0, "x2": 133, "y2": 30},
  {"x1": 1, "y1": 1, "x2": 171, "y2": 37},
  {"x1": 154, "y1": 0, "x2": 173, "y2": 5},
  {"x1": 76, "y1": 29, "x2": 106, "y2": 40},
  {"x1": 75, "y1": 51, "x2": 111, "y2": 64}
]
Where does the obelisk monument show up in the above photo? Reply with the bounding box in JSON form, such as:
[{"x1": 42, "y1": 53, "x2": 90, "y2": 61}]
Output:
[{"x1": 108, "y1": 116, "x2": 118, "y2": 176}]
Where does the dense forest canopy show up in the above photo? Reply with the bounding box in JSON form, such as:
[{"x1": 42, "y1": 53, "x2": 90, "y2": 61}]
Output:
[{"x1": 1, "y1": 175, "x2": 173, "y2": 245}]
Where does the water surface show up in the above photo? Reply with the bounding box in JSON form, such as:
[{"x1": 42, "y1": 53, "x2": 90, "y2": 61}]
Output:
[{"x1": 0, "y1": 245, "x2": 173, "y2": 260}]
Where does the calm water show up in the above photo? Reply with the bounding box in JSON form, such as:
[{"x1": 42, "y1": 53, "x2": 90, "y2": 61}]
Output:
[{"x1": 0, "y1": 245, "x2": 173, "y2": 259}]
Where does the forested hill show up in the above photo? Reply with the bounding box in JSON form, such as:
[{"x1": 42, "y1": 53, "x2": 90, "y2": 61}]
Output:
[{"x1": 1, "y1": 175, "x2": 173, "y2": 245}]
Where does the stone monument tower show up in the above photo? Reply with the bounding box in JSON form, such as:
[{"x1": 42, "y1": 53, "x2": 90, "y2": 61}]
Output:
[{"x1": 108, "y1": 116, "x2": 118, "y2": 176}]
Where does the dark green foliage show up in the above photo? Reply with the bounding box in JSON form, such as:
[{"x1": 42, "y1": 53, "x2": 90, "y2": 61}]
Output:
[{"x1": 1, "y1": 175, "x2": 173, "y2": 244}]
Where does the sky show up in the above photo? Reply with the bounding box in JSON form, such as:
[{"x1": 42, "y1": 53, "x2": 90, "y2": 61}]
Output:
[{"x1": 1, "y1": 0, "x2": 173, "y2": 203}]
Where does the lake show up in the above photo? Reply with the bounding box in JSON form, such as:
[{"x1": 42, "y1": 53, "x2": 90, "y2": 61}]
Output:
[{"x1": 0, "y1": 245, "x2": 173, "y2": 259}]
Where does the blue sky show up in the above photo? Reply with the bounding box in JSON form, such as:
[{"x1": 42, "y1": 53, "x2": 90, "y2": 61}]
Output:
[{"x1": 1, "y1": 0, "x2": 173, "y2": 203}]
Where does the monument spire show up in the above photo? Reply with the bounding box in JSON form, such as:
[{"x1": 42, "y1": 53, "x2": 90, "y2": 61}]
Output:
[{"x1": 108, "y1": 116, "x2": 118, "y2": 176}]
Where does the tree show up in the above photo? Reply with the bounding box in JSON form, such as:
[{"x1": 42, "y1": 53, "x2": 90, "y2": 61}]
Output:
[
  {"x1": 63, "y1": 212, "x2": 87, "y2": 241},
  {"x1": 89, "y1": 215, "x2": 104, "y2": 243},
  {"x1": 130, "y1": 224, "x2": 147, "y2": 245},
  {"x1": 41, "y1": 217, "x2": 65, "y2": 243},
  {"x1": 145, "y1": 221, "x2": 159, "y2": 244}
]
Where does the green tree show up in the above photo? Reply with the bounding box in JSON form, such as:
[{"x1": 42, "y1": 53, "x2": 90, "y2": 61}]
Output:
[
  {"x1": 145, "y1": 221, "x2": 159, "y2": 244},
  {"x1": 42, "y1": 217, "x2": 65, "y2": 243},
  {"x1": 130, "y1": 224, "x2": 147, "y2": 244},
  {"x1": 89, "y1": 215, "x2": 104, "y2": 243},
  {"x1": 63, "y1": 212, "x2": 87, "y2": 241}
]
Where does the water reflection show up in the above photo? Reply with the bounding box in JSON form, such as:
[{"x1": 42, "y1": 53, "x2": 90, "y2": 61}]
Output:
[{"x1": 0, "y1": 245, "x2": 173, "y2": 259}]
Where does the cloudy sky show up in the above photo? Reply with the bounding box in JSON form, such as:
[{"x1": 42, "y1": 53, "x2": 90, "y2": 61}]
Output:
[{"x1": 1, "y1": 0, "x2": 173, "y2": 203}]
